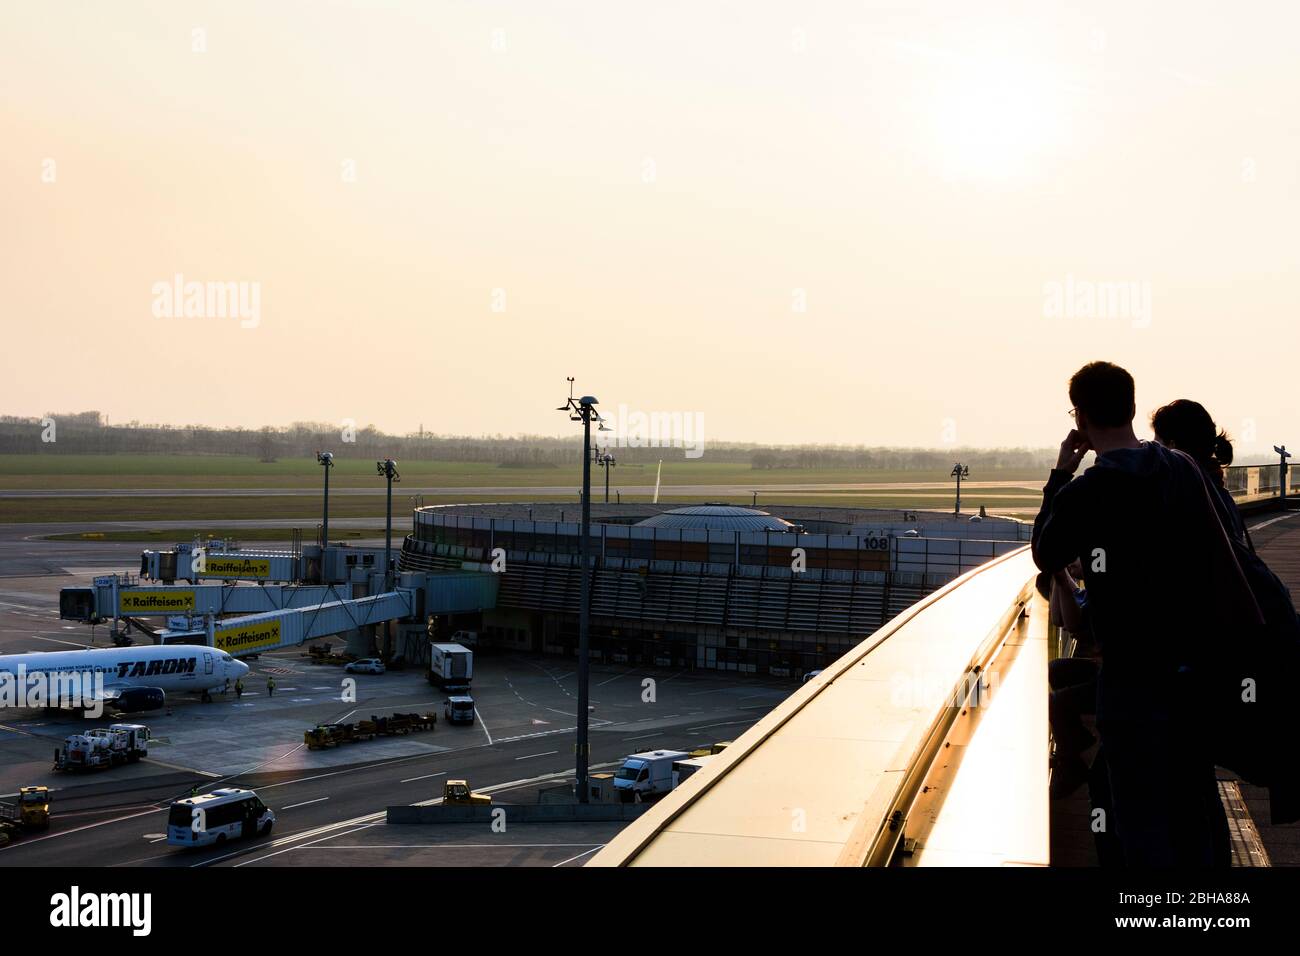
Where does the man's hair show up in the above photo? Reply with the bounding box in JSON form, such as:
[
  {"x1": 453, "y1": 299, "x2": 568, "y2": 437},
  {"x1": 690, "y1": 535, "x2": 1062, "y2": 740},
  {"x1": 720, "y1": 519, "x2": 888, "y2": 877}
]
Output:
[{"x1": 1068, "y1": 361, "x2": 1135, "y2": 428}]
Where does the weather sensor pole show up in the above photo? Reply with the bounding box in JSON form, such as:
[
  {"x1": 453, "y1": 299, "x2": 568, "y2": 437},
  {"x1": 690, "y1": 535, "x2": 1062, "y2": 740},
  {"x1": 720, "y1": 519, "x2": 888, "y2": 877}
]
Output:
[{"x1": 1276, "y1": 445, "x2": 1291, "y2": 504}]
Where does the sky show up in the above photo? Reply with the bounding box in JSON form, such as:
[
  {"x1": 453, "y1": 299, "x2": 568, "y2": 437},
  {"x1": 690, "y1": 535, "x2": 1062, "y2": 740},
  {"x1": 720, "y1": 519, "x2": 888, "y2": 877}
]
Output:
[{"x1": 2, "y1": 1, "x2": 1298, "y2": 454}]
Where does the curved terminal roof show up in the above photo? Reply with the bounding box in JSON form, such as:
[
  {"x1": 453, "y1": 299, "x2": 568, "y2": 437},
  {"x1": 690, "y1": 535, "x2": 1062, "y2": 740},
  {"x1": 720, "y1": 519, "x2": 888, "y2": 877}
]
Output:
[{"x1": 634, "y1": 505, "x2": 795, "y2": 533}]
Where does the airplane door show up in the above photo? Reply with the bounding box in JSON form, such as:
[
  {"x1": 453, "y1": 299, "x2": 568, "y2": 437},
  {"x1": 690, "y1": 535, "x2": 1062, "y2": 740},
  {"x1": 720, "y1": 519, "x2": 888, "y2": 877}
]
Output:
[{"x1": 204, "y1": 653, "x2": 213, "y2": 675}]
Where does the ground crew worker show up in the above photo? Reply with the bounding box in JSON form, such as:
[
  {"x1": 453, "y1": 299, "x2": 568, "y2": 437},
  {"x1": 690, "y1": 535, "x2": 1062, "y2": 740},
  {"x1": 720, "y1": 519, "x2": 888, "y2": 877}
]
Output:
[
  {"x1": 267, "y1": 676, "x2": 276, "y2": 697},
  {"x1": 235, "y1": 678, "x2": 244, "y2": 699}
]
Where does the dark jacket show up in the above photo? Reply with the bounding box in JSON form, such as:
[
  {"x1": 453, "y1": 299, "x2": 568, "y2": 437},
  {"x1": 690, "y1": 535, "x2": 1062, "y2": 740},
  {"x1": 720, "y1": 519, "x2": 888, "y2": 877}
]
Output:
[{"x1": 1032, "y1": 442, "x2": 1260, "y2": 717}]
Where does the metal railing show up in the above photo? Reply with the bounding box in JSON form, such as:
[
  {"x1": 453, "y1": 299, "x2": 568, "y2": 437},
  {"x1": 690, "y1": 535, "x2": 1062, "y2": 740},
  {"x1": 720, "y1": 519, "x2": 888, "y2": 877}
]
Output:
[
  {"x1": 588, "y1": 547, "x2": 1046, "y2": 867},
  {"x1": 1224, "y1": 461, "x2": 1295, "y2": 506}
]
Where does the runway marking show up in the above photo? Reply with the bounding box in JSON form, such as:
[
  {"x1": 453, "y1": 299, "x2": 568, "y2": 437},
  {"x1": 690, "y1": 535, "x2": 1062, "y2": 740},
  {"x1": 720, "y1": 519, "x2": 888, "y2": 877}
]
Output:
[
  {"x1": 553, "y1": 845, "x2": 605, "y2": 867},
  {"x1": 144, "y1": 757, "x2": 222, "y2": 777},
  {"x1": 515, "y1": 750, "x2": 559, "y2": 760},
  {"x1": 624, "y1": 732, "x2": 662, "y2": 741},
  {"x1": 688, "y1": 719, "x2": 755, "y2": 733},
  {"x1": 596, "y1": 669, "x2": 636, "y2": 687},
  {"x1": 476, "y1": 703, "x2": 494, "y2": 747},
  {"x1": 231, "y1": 824, "x2": 377, "y2": 867},
  {"x1": 400, "y1": 771, "x2": 447, "y2": 784},
  {"x1": 0, "y1": 805, "x2": 163, "y2": 851},
  {"x1": 201, "y1": 762, "x2": 627, "y2": 867},
  {"x1": 282, "y1": 797, "x2": 330, "y2": 810},
  {"x1": 1249, "y1": 511, "x2": 1300, "y2": 532},
  {"x1": 26, "y1": 635, "x2": 92, "y2": 647},
  {"x1": 301, "y1": 843, "x2": 604, "y2": 850}
]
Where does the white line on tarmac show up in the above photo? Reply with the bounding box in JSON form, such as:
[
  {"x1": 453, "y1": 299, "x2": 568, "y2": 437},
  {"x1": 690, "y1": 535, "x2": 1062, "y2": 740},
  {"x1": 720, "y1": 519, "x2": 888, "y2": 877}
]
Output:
[
  {"x1": 26, "y1": 635, "x2": 92, "y2": 647},
  {"x1": 222, "y1": 761, "x2": 628, "y2": 868},
  {"x1": 302, "y1": 843, "x2": 603, "y2": 850},
  {"x1": 553, "y1": 846, "x2": 604, "y2": 867},
  {"x1": 476, "y1": 704, "x2": 494, "y2": 747},
  {"x1": 514, "y1": 750, "x2": 558, "y2": 760},
  {"x1": 232, "y1": 824, "x2": 377, "y2": 867},
  {"x1": 400, "y1": 771, "x2": 446, "y2": 784},
  {"x1": 596, "y1": 669, "x2": 635, "y2": 687},
  {"x1": 624, "y1": 733, "x2": 661, "y2": 741},
  {"x1": 1249, "y1": 511, "x2": 1300, "y2": 532},
  {"x1": 282, "y1": 797, "x2": 330, "y2": 810},
  {"x1": 0, "y1": 806, "x2": 163, "y2": 852},
  {"x1": 688, "y1": 719, "x2": 755, "y2": 733}
]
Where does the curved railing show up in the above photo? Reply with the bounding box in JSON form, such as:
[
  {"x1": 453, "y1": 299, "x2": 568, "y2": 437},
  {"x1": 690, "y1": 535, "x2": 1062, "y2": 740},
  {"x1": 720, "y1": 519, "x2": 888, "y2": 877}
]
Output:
[{"x1": 588, "y1": 546, "x2": 1048, "y2": 867}]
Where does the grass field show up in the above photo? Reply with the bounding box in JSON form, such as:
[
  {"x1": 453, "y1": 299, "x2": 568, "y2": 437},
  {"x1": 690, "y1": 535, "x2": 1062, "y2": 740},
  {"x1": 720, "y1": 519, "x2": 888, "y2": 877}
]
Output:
[
  {"x1": 0, "y1": 453, "x2": 1047, "y2": 523},
  {"x1": 44, "y1": 527, "x2": 390, "y2": 543},
  {"x1": 0, "y1": 454, "x2": 1047, "y2": 490},
  {"x1": 0, "y1": 491, "x2": 1042, "y2": 525}
]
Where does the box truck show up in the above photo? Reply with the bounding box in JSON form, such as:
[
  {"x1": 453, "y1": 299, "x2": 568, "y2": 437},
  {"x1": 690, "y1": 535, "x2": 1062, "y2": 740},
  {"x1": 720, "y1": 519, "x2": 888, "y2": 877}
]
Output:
[
  {"x1": 427, "y1": 643, "x2": 473, "y2": 690},
  {"x1": 613, "y1": 750, "x2": 691, "y2": 800}
]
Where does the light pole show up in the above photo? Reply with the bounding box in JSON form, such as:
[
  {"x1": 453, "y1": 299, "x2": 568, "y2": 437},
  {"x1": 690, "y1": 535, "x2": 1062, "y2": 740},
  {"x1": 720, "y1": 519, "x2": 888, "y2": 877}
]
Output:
[
  {"x1": 1275, "y1": 445, "x2": 1292, "y2": 503},
  {"x1": 377, "y1": 458, "x2": 401, "y2": 590},
  {"x1": 317, "y1": 451, "x2": 334, "y2": 548},
  {"x1": 951, "y1": 463, "x2": 969, "y2": 515},
  {"x1": 595, "y1": 449, "x2": 617, "y2": 503},
  {"x1": 557, "y1": 377, "x2": 608, "y2": 802}
]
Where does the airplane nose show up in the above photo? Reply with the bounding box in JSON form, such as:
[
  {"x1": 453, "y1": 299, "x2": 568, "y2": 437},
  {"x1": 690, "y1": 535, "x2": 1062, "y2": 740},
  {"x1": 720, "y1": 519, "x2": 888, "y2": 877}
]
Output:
[{"x1": 235, "y1": 659, "x2": 250, "y2": 678}]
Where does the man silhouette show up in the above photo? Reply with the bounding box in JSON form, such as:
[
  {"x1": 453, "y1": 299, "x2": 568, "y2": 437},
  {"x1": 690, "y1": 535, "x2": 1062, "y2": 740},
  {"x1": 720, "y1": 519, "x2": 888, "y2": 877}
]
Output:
[{"x1": 1032, "y1": 361, "x2": 1255, "y2": 867}]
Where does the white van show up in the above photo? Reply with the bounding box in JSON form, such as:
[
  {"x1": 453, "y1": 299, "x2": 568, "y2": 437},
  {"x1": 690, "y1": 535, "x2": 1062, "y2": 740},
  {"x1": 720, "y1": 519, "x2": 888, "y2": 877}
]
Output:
[
  {"x1": 613, "y1": 750, "x2": 691, "y2": 799},
  {"x1": 167, "y1": 788, "x2": 274, "y2": 848}
]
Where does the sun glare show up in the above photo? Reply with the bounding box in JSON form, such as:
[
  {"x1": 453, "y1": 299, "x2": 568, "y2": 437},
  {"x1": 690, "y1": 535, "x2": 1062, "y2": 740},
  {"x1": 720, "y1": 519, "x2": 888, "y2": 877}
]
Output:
[{"x1": 930, "y1": 59, "x2": 1065, "y2": 183}]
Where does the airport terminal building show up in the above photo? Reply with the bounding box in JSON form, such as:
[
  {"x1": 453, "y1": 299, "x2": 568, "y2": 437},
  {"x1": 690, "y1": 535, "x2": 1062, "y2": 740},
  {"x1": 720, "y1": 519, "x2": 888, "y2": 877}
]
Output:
[{"x1": 399, "y1": 502, "x2": 1029, "y2": 678}]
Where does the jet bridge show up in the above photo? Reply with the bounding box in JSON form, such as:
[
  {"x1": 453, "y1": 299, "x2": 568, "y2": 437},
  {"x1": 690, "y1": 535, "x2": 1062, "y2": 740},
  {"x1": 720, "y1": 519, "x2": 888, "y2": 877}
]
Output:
[
  {"x1": 186, "y1": 589, "x2": 419, "y2": 656},
  {"x1": 57, "y1": 569, "x2": 500, "y2": 658},
  {"x1": 59, "y1": 577, "x2": 354, "y2": 622}
]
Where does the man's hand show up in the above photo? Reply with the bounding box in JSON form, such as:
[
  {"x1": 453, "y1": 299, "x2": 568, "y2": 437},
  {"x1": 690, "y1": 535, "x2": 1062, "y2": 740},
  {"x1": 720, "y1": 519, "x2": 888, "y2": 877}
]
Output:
[{"x1": 1055, "y1": 429, "x2": 1091, "y2": 474}]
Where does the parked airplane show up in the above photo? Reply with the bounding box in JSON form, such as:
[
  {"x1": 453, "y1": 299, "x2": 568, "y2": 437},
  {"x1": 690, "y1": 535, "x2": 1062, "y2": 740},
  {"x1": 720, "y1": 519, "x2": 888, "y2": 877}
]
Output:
[{"x1": 0, "y1": 643, "x2": 248, "y2": 712}]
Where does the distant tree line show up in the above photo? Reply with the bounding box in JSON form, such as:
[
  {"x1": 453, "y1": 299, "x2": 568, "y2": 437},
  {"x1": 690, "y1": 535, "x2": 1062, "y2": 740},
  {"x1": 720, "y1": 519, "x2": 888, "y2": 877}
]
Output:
[{"x1": 0, "y1": 412, "x2": 1054, "y2": 470}]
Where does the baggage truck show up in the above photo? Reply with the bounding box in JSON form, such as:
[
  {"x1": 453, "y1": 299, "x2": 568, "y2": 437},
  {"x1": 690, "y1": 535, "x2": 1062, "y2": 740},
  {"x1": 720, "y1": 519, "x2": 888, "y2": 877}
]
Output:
[{"x1": 427, "y1": 643, "x2": 473, "y2": 690}]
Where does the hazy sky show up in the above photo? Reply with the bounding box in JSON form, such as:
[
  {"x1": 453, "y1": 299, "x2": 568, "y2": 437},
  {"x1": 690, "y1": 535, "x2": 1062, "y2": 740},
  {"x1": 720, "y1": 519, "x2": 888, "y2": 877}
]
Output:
[{"x1": 3, "y1": 1, "x2": 1297, "y2": 453}]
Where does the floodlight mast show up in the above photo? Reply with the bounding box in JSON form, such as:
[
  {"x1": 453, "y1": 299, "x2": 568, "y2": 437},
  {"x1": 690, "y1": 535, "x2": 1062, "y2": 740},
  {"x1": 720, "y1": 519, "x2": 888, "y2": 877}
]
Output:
[
  {"x1": 951, "y1": 463, "x2": 969, "y2": 515},
  {"x1": 558, "y1": 380, "x2": 605, "y2": 802},
  {"x1": 317, "y1": 451, "x2": 335, "y2": 549},
  {"x1": 595, "y1": 449, "x2": 617, "y2": 503},
  {"x1": 1277, "y1": 445, "x2": 1292, "y2": 503},
  {"x1": 377, "y1": 458, "x2": 400, "y2": 590}
]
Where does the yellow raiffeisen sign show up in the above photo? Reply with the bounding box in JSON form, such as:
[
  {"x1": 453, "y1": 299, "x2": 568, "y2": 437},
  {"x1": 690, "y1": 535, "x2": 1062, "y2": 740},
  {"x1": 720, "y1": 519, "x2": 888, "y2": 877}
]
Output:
[
  {"x1": 214, "y1": 619, "x2": 282, "y2": 654},
  {"x1": 202, "y1": 557, "x2": 272, "y2": 579},
  {"x1": 119, "y1": 589, "x2": 196, "y2": 614}
]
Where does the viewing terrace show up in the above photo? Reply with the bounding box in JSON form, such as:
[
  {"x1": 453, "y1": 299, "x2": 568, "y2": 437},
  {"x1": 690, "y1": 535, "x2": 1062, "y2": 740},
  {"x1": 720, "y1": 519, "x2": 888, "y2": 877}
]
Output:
[{"x1": 589, "y1": 460, "x2": 1300, "y2": 867}]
